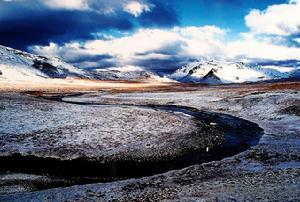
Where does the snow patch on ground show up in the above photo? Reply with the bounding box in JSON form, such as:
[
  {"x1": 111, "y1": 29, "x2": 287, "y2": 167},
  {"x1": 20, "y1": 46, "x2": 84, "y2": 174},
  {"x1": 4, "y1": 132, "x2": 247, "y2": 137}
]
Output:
[
  {"x1": 0, "y1": 93, "x2": 198, "y2": 159},
  {"x1": 0, "y1": 84, "x2": 299, "y2": 201}
]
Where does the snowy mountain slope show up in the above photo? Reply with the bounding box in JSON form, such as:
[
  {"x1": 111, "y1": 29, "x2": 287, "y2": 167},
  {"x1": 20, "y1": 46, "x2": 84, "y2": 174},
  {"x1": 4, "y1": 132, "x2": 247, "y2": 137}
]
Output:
[
  {"x1": 93, "y1": 66, "x2": 173, "y2": 82},
  {"x1": 0, "y1": 45, "x2": 173, "y2": 83},
  {"x1": 0, "y1": 45, "x2": 92, "y2": 81},
  {"x1": 1, "y1": 44, "x2": 297, "y2": 84},
  {"x1": 169, "y1": 60, "x2": 293, "y2": 84}
]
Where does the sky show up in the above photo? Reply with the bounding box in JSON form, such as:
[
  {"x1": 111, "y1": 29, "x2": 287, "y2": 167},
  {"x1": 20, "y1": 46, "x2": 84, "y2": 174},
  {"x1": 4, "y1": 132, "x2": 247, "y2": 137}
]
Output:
[{"x1": 0, "y1": 0, "x2": 300, "y2": 72}]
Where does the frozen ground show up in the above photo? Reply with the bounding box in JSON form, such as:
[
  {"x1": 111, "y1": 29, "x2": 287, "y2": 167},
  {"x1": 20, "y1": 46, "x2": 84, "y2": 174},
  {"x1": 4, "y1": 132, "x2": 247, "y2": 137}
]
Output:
[
  {"x1": 0, "y1": 81, "x2": 299, "y2": 201},
  {"x1": 0, "y1": 93, "x2": 206, "y2": 161},
  {"x1": 1, "y1": 92, "x2": 246, "y2": 194}
]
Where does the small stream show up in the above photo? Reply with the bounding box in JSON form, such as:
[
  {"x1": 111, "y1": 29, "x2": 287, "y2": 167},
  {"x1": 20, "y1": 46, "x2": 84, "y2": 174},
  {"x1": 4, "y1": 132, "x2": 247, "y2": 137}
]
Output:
[
  {"x1": 46, "y1": 92, "x2": 263, "y2": 150},
  {"x1": 0, "y1": 92, "x2": 264, "y2": 192}
]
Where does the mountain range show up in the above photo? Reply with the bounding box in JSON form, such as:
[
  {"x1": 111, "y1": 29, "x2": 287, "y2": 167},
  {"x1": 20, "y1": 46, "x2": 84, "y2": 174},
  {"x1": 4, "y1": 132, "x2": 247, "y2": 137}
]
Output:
[
  {"x1": 0, "y1": 45, "x2": 171, "y2": 83},
  {"x1": 0, "y1": 45, "x2": 299, "y2": 84},
  {"x1": 169, "y1": 60, "x2": 299, "y2": 84}
]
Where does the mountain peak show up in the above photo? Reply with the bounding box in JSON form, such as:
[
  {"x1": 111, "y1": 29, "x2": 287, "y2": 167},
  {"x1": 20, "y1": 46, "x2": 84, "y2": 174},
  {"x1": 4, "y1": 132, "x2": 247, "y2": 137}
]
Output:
[
  {"x1": 169, "y1": 60, "x2": 294, "y2": 84},
  {"x1": 0, "y1": 45, "x2": 173, "y2": 83},
  {"x1": 202, "y1": 69, "x2": 220, "y2": 80},
  {"x1": 200, "y1": 69, "x2": 222, "y2": 84}
]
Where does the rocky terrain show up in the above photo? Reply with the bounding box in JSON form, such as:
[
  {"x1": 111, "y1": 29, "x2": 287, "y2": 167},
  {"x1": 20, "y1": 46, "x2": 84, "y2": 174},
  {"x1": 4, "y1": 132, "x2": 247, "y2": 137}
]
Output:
[
  {"x1": 0, "y1": 43, "x2": 299, "y2": 201},
  {"x1": 0, "y1": 90, "x2": 263, "y2": 194},
  {"x1": 0, "y1": 81, "x2": 299, "y2": 201}
]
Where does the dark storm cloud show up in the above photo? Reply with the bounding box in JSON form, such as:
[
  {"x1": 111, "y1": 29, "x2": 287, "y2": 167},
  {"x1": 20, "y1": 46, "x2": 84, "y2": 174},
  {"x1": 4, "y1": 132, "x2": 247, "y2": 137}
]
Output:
[
  {"x1": 139, "y1": 0, "x2": 179, "y2": 27},
  {"x1": 134, "y1": 56, "x2": 193, "y2": 73},
  {"x1": 136, "y1": 41, "x2": 187, "y2": 57},
  {"x1": 0, "y1": 0, "x2": 179, "y2": 50},
  {"x1": 73, "y1": 55, "x2": 119, "y2": 70},
  {"x1": 68, "y1": 54, "x2": 114, "y2": 63},
  {"x1": 250, "y1": 59, "x2": 300, "y2": 68},
  {"x1": 0, "y1": 1, "x2": 133, "y2": 50}
]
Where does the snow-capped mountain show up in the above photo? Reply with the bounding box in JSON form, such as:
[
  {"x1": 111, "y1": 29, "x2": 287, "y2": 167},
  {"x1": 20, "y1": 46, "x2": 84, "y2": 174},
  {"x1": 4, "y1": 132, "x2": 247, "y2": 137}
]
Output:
[
  {"x1": 1, "y1": 44, "x2": 298, "y2": 85},
  {"x1": 169, "y1": 60, "x2": 295, "y2": 84},
  {"x1": 93, "y1": 66, "x2": 173, "y2": 82},
  {"x1": 0, "y1": 45, "x2": 92, "y2": 82},
  {"x1": 0, "y1": 45, "x2": 172, "y2": 83},
  {"x1": 290, "y1": 68, "x2": 300, "y2": 78}
]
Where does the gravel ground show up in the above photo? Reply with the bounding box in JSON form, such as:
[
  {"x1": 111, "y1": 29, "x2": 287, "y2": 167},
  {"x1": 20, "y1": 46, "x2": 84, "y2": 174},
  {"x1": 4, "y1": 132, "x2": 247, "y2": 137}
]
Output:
[
  {"x1": 0, "y1": 93, "x2": 204, "y2": 161},
  {"x1": 0, "y1": 81, "x2": 300, "y2": 201}
]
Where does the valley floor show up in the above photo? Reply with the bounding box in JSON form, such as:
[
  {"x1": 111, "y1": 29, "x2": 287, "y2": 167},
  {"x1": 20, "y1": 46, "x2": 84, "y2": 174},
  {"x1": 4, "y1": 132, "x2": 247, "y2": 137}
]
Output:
[
  {"x1": 0, "y1": 78, "x2": 176, "y2": 93},
  {"x1": 0, "y1": 80, "x2": 299, "y2": 201}
]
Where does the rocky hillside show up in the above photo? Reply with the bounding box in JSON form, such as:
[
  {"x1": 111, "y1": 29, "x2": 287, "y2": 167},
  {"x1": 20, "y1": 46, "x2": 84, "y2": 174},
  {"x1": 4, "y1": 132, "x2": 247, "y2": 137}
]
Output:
[
  {"x1": 0, "y1": 45, "x2": 93, "y2": 81},
  {"x1": 0, "y1": 45, "x2": 172, "y2": 83}
]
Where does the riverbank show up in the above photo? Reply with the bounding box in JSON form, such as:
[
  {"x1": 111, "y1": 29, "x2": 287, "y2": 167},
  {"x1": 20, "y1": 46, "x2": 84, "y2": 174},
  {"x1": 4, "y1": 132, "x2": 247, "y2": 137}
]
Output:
[{"x1": 0, "y1": 80, "x2": 299, "y2": 201}]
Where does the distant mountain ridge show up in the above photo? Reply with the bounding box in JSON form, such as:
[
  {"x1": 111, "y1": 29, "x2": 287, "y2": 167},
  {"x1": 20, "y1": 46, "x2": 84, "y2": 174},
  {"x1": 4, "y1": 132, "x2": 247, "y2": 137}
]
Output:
[
  {"x1": 0, "y1": 45, "x2": 170, "y2": 83},
  {"x1": 94, "y1": 66, "x2": 173, "y2": 82},
  {"x1": 169, "y1": 60, "x2": 299, "y2": 84},
  {"x1": 0, "y1": 45, "x2": 299, "y2": 84}
]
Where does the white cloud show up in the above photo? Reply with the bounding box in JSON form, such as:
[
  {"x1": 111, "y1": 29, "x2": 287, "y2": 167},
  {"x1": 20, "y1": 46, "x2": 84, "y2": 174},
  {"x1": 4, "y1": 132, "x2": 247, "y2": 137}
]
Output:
[
  {"x1": 29, "y1": 0, "x2": 300, "y2": 71},
  {"x1": 32, "y1": 42, "x2": 92, "y2": 62},
  {"x1": 41, "y1": 0, "x2": 153, "y2": 15},
  {"x1": 43, "y1": 0, "x2": 89, "y2": 10},
  {"x1": 245, "y1": 0, "x2": 300, "y2": 35},
  {"x1": 84, "y1": 29, "x2": 179, "y2": 62},
  {"x1": 174, "y1": 26, "x2": 226, "y2": 58},
  {"x1": 123, "y1": 1, "x2": 152, "y2": 17},
  {"x1": 80, "y1": 26, "x2": 226, "y2": 63},
  {"x1": 31, "y1": 26, "x2": 226, "y2": 68},
  {"x1": 32, "y1": 24, "x2": 300, "y2": 70},
  {"x1": 226, "y1": 38, "x2": 300, "y2": 61},
  {"x1": 107, "y1": 65, "x2": 144, "y2": 72}
]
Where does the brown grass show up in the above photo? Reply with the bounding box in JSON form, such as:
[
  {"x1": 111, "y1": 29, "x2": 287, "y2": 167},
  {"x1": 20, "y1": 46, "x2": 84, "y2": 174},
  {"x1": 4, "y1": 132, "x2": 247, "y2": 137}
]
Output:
[{"x1": 0, "y1": 78, "x2": 299, "y2": 94}]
